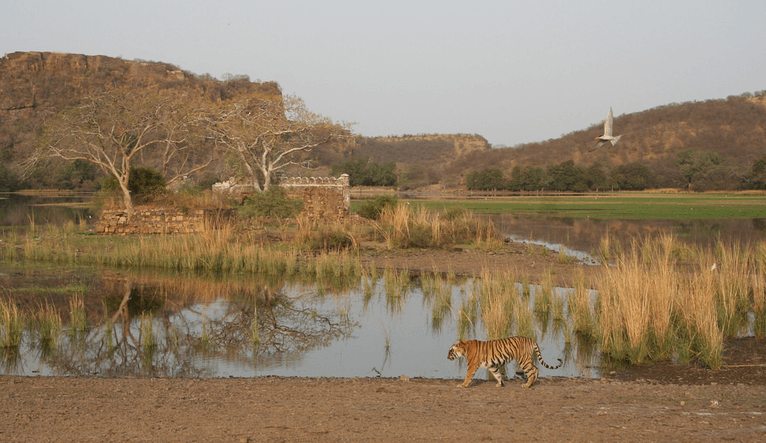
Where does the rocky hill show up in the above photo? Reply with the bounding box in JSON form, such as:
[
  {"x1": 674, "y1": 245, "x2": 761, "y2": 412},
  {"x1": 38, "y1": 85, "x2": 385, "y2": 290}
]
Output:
[
  {"x1": 2, "y1": 51, "x2": 764, "y2": 191},
  {"x1": 0, "y1": 51, "x2": 280, "y2": 186}
]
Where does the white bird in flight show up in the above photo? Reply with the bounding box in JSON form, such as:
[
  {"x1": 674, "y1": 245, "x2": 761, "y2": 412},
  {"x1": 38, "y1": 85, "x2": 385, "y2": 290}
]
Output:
[{"x1": 590, "y1": 107, "x2": 622, "y2": 151}]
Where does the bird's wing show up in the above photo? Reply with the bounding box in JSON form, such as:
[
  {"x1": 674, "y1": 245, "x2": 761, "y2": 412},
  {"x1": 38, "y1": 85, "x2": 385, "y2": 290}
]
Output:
[
  {"x1": 590, "y1": 140, "x2": 608, "y2": 151},
  {"x1": 603, "y1": 107, "x2": 614, "y2": 137}
]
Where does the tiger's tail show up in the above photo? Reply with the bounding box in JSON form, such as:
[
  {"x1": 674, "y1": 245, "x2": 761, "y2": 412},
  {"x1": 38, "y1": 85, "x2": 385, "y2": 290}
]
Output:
[{"x1": 534, "y1": 342, "x2": 563, "y2": 369}]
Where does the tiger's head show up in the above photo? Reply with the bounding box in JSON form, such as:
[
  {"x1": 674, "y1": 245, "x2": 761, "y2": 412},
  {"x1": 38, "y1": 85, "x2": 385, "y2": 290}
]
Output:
[{"x1": 447, "y1": 341, "x2": 466, "y2": 361}]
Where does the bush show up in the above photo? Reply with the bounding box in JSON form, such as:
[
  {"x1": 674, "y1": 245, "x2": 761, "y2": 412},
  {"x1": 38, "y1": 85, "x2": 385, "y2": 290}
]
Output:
[
  {"x1": 239, "y1": 187, "x2": 303, "y2": 218},
  {"x1": 331, "y1": 157, "x2": 397, "y2": 187},
  {"x1": 101, "y1": 167, "x2": 167, "y2": 201},
  {"x1": 357, "y1": 195, "x2": 398, "y2": 220},
  {"x1": 307, "y1": 229, "x2": 356, "y2": 251},
  {"x1": 0, "y1": 163, "x2": 20, "y2": 192}
]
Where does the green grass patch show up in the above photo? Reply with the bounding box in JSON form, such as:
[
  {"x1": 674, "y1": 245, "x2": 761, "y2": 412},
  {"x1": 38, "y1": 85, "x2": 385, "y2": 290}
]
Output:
[{"x1": 398, "y1": 193, "x2": 766, "y2": 219}]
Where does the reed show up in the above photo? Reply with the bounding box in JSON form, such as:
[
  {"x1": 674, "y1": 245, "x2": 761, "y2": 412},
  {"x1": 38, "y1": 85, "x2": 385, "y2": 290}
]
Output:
[
  {"x1": 593, "y1": 234, "x2": 734, "y2": 369},
  {"x1": 513, "y1": 296, "x2": 535, "y2": 339},
  {"x1": 568, "y1": 269, "x2": 596, "y2": 338},
  {"x1": 381, "y1": 320, "x2": 391, "y2": 352},
  {"x1": 68, "y1": 293, "x2": 87, "y2": 339},
  {"x1": 557, "y1": 245, "x2": 573, "y2": 264},
  {"x1": 478, "y1": 270, "x2": 516, "y2": 341},
  {"x1": 533, "y1": 270, "x2": 554, "y2": 318},
  {"x1": 0, "y1": 298, "x2": 25, "y2": 348},
  {"x1": 429, "y1": 278, "x2": 452, "y2": 332},
  {"x1": 457, "y1": 283, "x2": 479, "y2": 340},
  {"x1": 383, "y1": 267, "x2": 410, "y2": 315},
  {"x1": 708, "y1": 241, "x2": 752, "y2": 336},
  {"x1": 675, "y1": 268, "x2": 723, "y2": 369},
  {"x1": 372, "y1": 203, "x2": 502, "y2": 250},
  {"x1": 140, "y1": 312, "x2": 156, "y2": 355},
  {"x1": 552, "y1": 290, "x2": 567, "y2": 324},
  {"x1": 597, "y1": 243, "x2": 651, "y2": 364},
  {"x1": 35, "y1": 301, "x2": 62, "y2": 347}
]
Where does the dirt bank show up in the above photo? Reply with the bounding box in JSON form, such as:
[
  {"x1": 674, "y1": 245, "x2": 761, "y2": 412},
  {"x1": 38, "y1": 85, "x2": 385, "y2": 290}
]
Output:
[{"x1": 3, "y1": 375, "x2": 765, "y2": 442}]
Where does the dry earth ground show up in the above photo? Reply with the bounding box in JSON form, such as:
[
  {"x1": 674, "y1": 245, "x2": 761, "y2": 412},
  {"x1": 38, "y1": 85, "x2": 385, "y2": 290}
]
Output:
[{"x1": 2, "y1": 376, "x2": 765, "y2": 442}]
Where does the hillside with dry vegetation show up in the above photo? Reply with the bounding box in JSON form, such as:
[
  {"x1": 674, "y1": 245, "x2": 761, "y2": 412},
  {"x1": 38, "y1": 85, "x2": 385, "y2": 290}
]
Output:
[
  {"x1": 2, "y1": 51, "x2": 764, "y2": 192},
  {"x1": 0, "y1": 51, "x2": 281, "y2": 189}
]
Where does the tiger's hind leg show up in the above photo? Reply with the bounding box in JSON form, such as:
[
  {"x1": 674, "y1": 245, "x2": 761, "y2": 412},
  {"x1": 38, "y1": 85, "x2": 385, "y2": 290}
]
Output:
[
  {"x1": 488, "y1": 366, "x2": 504, "y2": 387},
  {"x1": 520, "y1": 362, "x2": 539, "y2": 388}
]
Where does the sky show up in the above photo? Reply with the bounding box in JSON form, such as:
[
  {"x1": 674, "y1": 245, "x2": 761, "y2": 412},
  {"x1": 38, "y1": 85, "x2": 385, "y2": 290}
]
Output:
[{"x1": 2, "y1": 1, "x2": 765, "y2": 147}]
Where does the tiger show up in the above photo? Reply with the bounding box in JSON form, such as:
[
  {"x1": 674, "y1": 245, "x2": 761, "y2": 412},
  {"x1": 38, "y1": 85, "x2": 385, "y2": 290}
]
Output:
[{"x1": 447, "y1": 336, "x2": 563, "y2": 388}]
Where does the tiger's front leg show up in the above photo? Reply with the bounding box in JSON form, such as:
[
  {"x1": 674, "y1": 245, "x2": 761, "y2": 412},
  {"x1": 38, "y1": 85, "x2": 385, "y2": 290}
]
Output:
[{"x1": 458, "y1": 363, "x2": 479, "y2": 388}]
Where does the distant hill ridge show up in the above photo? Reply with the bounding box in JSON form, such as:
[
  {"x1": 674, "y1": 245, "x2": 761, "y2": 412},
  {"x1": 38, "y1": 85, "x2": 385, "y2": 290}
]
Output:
[{"x1": 1, "y1": 51, "x2": 764, "y2": 191}]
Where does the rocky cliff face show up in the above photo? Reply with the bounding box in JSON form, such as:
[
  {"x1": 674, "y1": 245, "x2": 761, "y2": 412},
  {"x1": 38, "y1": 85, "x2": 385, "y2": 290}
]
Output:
[{"x1": 1, "y1": 52, "x2": 188, "y2": 116}]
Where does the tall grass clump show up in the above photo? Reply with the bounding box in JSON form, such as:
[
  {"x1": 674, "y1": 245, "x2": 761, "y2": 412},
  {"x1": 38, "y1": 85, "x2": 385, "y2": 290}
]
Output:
[
  {"x1": 457, "y1": 282, "x2": 479, "y2": 340},
  {"x1": 373, "y1": 203, "x2": 501, "y2": 250},
  {"x1": 35, "y1": 301, "x2": 62, "y2": 348},
  {"x1": 568, "y1": 269, "x2": 596, "y2": 339},
  {"x1": 383, "y1": 267, "x2": 410, "y2": 315},
  {"x1": 428, "y1": 277, "x2": 453, "y2": 332},
  {"x1": 0, "y1": 298, "x2": 25, "y2": 348},
  {"x1": 478, "y1": 270, "x2": 517, "y2": 341},
  {"x1": 140, "y1": 312, "x2": 156, "y2": 356},
  {"x1": 674, "y1": 266, "x2": 723, "y2": 368},
  {"x1": 597, "y1": 241, "x2": 655, "y2": 364},
  {"x1": 752, "y1": 242, "x2": 766, "y2": 337},
  {"x1": 708, "y1": 241, "x2": 752, "y2": 336},
  {"x1": 68, "y1": 293, "x2": 87, "y2": 339},
  {"x1": 592, "y1": 234, "x2": 758, "y2": 369}
]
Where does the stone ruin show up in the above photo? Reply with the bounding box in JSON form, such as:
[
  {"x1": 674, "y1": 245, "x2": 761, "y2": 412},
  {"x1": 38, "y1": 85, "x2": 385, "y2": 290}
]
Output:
[
  {"x1": 96, "y1": 174, "x2": 351, "y2": 235},
  {"x1": 95, "y1": 207, "x2": 235, "y2": 235},
  {"x1": 278, "y1": 174, "x2": 351, "y2": 222},
  {"x1": 211, "y1": 174, "x2": 351, "y2": 222}
]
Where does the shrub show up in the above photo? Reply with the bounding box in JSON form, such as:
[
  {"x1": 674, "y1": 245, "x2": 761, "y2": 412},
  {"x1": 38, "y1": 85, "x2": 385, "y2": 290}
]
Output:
[
  {"x1": 357, "y1": 195, "x2": 398, "y2": 220},
  {"x1": 307, "y1": 229, "x2": 356, "y2": 251},
  {"x1": 239, "y1": 187, "x2": 303, "y2": 218},
  {"x1": 101, "y1": 167, "x2": 167, "y2": 202}
]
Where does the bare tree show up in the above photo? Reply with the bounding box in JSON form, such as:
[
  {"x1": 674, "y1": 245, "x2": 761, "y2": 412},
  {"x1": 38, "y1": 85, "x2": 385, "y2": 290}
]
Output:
[
  {"x1": 206, "y1": 93, "x2": 350, "y2": 191},
  {"x1": 42, "y1": 87, "x2": 210, "y2": 218}
]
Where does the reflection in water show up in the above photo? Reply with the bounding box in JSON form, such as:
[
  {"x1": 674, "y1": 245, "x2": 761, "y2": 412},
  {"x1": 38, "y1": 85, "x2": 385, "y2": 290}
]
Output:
[
  {"x1": 0, "y1": 193, "x2": 94, "y2": 229},
  {"x1": 1, "y1": 266, "x2": 606, "y2": 380}
]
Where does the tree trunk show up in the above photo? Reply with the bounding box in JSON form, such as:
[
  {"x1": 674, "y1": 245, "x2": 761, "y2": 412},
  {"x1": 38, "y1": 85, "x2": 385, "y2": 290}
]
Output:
[{"x1": 120, "y1": 183, "x2": 134, "y2": 219}]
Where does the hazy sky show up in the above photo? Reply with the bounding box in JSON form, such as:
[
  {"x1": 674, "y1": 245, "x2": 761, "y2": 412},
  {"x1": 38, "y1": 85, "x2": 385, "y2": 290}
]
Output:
[{"x1": 2, "y1": 1, "x2": 764, "y2": 146}]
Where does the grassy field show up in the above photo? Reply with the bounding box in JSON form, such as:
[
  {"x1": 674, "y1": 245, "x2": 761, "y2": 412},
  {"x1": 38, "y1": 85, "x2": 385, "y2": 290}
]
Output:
[{"x1": 385, "y1": 192, "x2": 766, "y2": 219}]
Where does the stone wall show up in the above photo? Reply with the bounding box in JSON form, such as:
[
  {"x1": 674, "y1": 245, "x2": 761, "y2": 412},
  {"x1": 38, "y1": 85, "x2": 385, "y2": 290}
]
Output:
[
  {"x1": 280, "y1": 174, "x2": 350, "y2": 222},
  {"x1": 96, "y1": 207, "x2": 235, "y2": 235}
]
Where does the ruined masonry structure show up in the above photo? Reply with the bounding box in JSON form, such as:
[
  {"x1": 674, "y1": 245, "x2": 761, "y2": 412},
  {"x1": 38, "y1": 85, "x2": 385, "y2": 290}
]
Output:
[
  {"x1": 280, "y1": 174, "x2": 350, "y2": 222},
  {"x1": 96, "y1": 174, "x2": 350, "y2": 234},
  {"x1": 96, "y1": 208, "x2": 234, "y2": 235}
]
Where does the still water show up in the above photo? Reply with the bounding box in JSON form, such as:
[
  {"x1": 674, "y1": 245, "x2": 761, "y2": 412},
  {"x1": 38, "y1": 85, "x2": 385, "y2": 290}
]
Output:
[
  {"x1": 0, "y1": 267, "x2": 593, "y2": 381},
  {"x1": 0, "y1": 193, "x2": 94, "y2": 229}
]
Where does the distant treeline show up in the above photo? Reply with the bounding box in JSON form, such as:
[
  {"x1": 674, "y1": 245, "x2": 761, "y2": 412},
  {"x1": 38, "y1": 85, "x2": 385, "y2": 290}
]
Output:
[{"x1": 466, "y1": 149, "x2": 766, "y2": 192}]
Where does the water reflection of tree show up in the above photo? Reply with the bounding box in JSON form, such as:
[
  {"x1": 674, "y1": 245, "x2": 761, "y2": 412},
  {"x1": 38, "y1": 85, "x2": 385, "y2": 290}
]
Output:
[{"x1": 42, "y1": 274, "x2": 356, "y2": 377}]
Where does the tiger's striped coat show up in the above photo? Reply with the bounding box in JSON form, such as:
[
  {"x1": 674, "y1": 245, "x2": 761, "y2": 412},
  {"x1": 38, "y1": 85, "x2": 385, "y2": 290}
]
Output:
[{"x1": 447, "y1": 336, "x2": 562, "y2": 388}]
